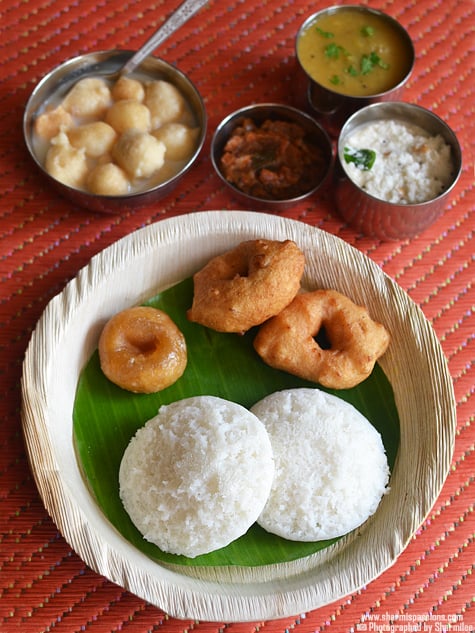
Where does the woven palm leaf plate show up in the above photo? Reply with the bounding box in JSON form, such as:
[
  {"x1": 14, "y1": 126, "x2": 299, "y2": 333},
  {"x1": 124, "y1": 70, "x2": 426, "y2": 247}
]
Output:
[{"x1": 21, "y1": 210, "x2": 456, "y2": 622}]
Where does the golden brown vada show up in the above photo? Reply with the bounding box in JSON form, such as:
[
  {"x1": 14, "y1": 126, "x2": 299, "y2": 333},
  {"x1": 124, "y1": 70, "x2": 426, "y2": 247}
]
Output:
[
  {"x1": 253, "y1": 289, "x2": 390, "y2": 389},
  {"x1": 187, "y1": 239, "x2": 305, "y2": 333},
  {"x1": 99, "y1": 306, "x2": 187, "y2": 393}
]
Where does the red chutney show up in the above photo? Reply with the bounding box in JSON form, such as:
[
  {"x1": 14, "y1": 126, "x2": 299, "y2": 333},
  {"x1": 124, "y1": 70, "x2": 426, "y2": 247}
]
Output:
[{"x1": 220, "y1": 118, "x2": 326, "y2": 200}]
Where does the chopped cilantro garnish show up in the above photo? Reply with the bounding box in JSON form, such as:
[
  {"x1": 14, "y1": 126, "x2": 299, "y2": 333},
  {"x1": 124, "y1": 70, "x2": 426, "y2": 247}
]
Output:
[
  {"x1": 315, "y1": 24, "x2": 388, "y2": 87},
  {"x1": 325, "y1": 43, "x2": 349, "y2": 60},
  {"x1": 361, "y1": 51, "x2": 389, "y2": 74},
  {"x1": 344, "y1": 146, "x2": 376, "y2": 171},
  {"x1": 361, "y1": 54, "x2": 374, "y2": 75},
  {"x1": 325, "y1": 43, "x2": 341, "y2": 59},
  {"x1": 361, "y1": 25, "x2": 375, "y2": 37},
  {"x1": 316, "y1": 26, "x2": 334, "y2": 38}
]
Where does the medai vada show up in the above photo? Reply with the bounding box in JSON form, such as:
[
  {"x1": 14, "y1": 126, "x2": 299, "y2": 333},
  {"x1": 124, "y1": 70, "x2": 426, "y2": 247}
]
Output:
[
  {"x1": 187, "y1": 239, "x2": 305, "y2": 333},
  {"x1": 254, "y1": 288, "x2": 390, "y2": 388}
]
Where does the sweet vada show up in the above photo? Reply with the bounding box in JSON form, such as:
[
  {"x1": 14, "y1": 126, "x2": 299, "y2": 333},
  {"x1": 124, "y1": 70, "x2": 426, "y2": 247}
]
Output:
[
  {"x1": 187, "y1": 239, "x2": 305, "y2": 333},
  {"x1": 253, "y1": 289, "x2": 390, "y2": 389},
  {"x1": 98, "y1": 306, "x2": 187, "y2": 393}
]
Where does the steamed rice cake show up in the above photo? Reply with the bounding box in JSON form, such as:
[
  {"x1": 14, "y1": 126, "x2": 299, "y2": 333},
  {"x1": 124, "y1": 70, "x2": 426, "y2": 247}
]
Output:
[
  {"x1": 119, "y1": 395, "x2": 274, "y2": 558},
  {"x1": 251, "y1": 388, "x2": 390, "y2": 541}
]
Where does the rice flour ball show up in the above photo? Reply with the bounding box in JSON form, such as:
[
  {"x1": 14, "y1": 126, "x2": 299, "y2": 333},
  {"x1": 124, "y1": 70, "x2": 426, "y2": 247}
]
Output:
[
  {"x1": 251, "y1": 388, "x2": 390, "y2": 541},
  {"x1": 119, "y1": 395, "x2": 275, "y2": 558}
]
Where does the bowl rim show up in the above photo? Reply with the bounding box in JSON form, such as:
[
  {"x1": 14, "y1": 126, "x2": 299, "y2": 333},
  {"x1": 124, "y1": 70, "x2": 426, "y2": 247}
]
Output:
[
  {"x1": 336, "y1": 101, "x2": 463, "y2": 208},
  {"x1": 295, "y1": 4, "x2": 415, "y2": 101},
  {"x1": 22, "y1": 49, "x2": 207, "y2": 202},
  {"x1": 210, "y1": 102, "x2": 334, "y2": 205}
]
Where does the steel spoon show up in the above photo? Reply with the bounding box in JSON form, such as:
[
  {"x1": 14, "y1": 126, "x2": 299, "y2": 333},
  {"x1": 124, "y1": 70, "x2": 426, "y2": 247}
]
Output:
[{"x1": 115, "y1": 0, "x2": 208, "y2": 78}]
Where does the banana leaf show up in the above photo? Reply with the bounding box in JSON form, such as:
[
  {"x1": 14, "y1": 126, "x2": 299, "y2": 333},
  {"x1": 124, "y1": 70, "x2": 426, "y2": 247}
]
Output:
[{"x1": 73, "y1": 277, "x2": 399, "y2": 567}]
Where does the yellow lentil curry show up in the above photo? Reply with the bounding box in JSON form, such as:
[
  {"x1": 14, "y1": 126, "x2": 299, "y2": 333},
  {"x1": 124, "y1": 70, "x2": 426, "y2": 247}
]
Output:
[{"x1": 297, "y1": 9, "x2": 412, "y2": 97}]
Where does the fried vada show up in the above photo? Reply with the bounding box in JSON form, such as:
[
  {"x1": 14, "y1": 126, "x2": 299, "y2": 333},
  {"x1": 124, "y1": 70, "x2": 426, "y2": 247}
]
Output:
[
  {"x1": 254, "y1": 289, "x2": 390, "y2": 389},
  {"x1": 187, "y1": 239, "x2": 305, "y2": 333}
]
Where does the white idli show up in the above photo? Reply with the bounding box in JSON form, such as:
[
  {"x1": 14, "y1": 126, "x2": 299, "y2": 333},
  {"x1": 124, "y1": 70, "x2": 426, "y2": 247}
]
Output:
[
  {"x1": 119, "y1": 395, "x2": 274, "y2": 558},
  {"x1": 250, "y1": 388, "x2": 390, "y2": 541}
]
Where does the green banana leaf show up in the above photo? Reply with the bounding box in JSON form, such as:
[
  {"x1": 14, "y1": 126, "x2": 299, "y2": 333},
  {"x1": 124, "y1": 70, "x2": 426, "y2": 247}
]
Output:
[{"x1": 73, "y1": 277, "x2": 400, "y2": 567}]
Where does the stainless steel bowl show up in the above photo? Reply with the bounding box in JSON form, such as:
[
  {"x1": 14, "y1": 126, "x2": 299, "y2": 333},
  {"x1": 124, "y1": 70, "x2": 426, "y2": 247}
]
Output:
[
  {"x1": 23, "y1": 50, "x2": 207, "y2": 213},
  {"x1": 335, "y1": 102, "x2": 462, "y2": 240},
  {"x1": 211, "y1": 103, "x2": 334, "y2": 211},
  {"x1": 294, "y1": 5, "x2": 415, "y2": 136}
]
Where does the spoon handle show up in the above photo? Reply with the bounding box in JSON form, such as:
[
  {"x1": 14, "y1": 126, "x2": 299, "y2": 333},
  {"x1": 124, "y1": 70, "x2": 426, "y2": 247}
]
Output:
[{"x1": 120, "y1": 0, "x2": 208, "y2": 75}]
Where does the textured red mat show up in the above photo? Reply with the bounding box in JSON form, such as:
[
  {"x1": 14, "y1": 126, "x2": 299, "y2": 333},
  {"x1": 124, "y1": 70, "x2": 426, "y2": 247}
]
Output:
[{"x1": 1, "y1": 0, "x2": 474, "y2": 630}]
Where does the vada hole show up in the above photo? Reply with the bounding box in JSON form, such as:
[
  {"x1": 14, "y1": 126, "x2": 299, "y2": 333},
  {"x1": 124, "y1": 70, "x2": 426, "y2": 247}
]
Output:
[
  {"x1": 314, "y1": 326, "x2": 332, "y2": 350},
  {"x1": 127, "y1": 333, "x2": 157, "y2": 356},
  {"x1": 231, "y1": 266, "x2": 250, "y2": 280}
]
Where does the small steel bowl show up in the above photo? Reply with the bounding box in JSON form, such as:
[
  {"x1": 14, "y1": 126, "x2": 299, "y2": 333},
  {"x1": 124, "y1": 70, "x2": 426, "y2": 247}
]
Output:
[
  {"x1": 23, "y1": 50, "x2": 207, "y2": 213},
  {"x1": 211, "y1": 103, "x2": 334, "y2": 211},
  {"x1": 335, "y1": 102, "x2": 462, "y2": 240},
  {"x1": 294, "y1": 5, "x2": 415, "y2": 136}
]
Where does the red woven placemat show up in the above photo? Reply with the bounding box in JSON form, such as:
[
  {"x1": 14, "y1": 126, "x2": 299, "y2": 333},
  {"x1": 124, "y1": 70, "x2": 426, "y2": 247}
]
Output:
[{"x1": 1, "y1": 0, "x2": 473, "y2": 630}]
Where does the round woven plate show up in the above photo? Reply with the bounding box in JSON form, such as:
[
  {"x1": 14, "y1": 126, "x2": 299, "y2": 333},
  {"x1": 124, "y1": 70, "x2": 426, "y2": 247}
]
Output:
[{"x1": 21, "y1": 210, "x2": 456, "y2": 622}]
